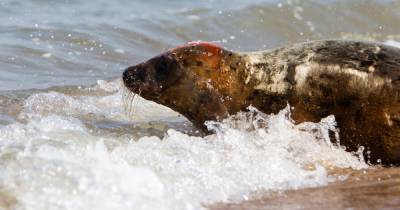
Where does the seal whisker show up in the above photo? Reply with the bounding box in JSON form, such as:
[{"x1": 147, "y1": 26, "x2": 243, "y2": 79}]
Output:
[
  {"x1": 131, "y1": 88, "x2": 142, "y2": 115},
  {"x1": 122, "y1": 87, "x2": 137, "y2": 118}
]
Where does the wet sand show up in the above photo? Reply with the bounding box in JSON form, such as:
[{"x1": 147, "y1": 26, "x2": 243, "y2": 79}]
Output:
[
  {"x1": 210, "y1": 167, "x2": 400, "y2": 210},
  {"x1": 0, "y1": 189, "x2": 16, "y2": 210}
]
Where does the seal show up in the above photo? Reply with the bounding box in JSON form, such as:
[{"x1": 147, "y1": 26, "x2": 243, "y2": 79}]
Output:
[{"x1": 122, "y1": 40, "x2": 400, "y2": 165}]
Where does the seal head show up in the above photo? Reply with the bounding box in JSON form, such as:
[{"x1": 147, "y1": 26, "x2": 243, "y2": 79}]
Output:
[{"x1": 123, "y1": 42, "x2": 251, "y2": 130}]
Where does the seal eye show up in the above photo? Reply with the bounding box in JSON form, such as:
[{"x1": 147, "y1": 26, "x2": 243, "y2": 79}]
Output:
[{"x1": 153, "y1": 55, "x2": 178, "y2": 82}]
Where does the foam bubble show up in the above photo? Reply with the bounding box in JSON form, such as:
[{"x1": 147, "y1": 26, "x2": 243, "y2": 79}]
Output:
[{"x1": 384, "y1": 40, "x2": 400, "y2": 48}]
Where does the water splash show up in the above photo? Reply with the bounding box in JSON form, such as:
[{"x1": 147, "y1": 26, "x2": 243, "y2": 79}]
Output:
[{"x1": 0, "y1": 79, "x2": 367, "y2": 210}]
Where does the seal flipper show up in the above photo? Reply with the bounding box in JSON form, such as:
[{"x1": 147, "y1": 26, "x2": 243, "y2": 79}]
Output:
[
  {"x1": 289, "y1": 61, "x2": 400, "y2": 165},
  {"x1": 383, "y1": 107, "x2": 400, "y2": 165}
]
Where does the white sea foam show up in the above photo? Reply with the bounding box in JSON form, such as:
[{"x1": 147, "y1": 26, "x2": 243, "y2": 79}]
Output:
[
  {"x1": 0, "y1": 79, "x2": 367, "y2": 210},
  {"x1": 384, "y1": 40, "x2": 400, "y2": 48}
]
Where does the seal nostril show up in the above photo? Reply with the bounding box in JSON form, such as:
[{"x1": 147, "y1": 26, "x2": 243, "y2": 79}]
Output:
[{"x1": 123, "y1": 65, "x2": 147, "y2": 84}]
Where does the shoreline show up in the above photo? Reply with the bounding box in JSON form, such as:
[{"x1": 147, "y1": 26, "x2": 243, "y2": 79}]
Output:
[{"x1": 209, "y1": 167, "x2": 400, "y2": 209}]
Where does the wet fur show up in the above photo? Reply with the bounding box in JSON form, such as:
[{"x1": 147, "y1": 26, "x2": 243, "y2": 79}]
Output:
[{"x1": 245, "y1": 40, "x2": 400, "y2": 165}]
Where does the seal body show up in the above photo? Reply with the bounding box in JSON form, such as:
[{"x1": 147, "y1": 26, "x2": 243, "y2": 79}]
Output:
[{"x1": 123, "y1": 40, "x2": 400, "y2": 165}]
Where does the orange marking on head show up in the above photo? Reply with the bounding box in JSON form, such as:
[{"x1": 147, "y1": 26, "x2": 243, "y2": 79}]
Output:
[
  {"x1": 189, "y1": 42, "x2": 224, "y2": 69},
  {"x1": 170, "y1": 41, "x2": 223, "y2": 52},
  {"x1": 186, "y1": 41, "x2": 223, "y2": 52},
  {"x1": 167, "y1": 41, "x2": 225, "y2": 69}
]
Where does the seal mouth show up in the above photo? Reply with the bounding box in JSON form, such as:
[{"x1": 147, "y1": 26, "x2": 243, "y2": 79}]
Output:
[{"x1": 122, "y1": 63, "x2": 147, "y2": 95}]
